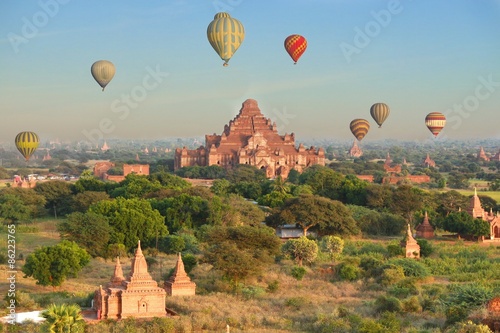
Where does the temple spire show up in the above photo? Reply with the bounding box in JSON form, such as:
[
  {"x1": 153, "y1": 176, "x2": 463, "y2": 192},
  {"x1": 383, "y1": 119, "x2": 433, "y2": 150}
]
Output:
[{"x1": 110, "y1": 256, "x2": 125, "y2": 286}]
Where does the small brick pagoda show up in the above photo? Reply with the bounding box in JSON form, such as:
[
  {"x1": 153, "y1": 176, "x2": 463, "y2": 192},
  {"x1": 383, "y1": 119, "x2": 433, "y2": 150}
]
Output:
[
  {"x1": 174, "y1": 99, "x2": 325, "y2": 178},
  {"x1": 416, "y1": 211, "x2": 434, "y2": 239},
  {"x1": 164, "y1": 253, "x2": 196, "y2": 296},
  {"x1": 348, "y1": 140, "x2": 363, "y2": 157},
  {"x1": 93, "y1": 241, "x2": 167, "y2": 320}
]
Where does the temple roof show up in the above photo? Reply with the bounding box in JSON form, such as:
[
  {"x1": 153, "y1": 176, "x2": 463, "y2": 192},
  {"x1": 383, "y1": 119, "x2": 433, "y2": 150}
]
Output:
[{"x1": 110, "y1": 256, "x2": 125, "y2": 286}]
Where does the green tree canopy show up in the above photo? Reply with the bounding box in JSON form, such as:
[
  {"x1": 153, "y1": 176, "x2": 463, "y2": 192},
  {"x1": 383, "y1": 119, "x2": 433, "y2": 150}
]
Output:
[
  {"x1": 22, "y1": 240, "x2": 91, "y2": 287},
  {"x1": 90, "y1": 197, "x2": 168, "y2": 251},
  {"x1": 57, "y1": 212, "x2": 112, "y2": 257},
  {"x1": 34, "y1": 180, "x2": 73, "y2": 218},
  {"x1": 266, "y1": 194, "x2": 360, "y2": 237},
  {"x1": 282, "y1": 236, "x2": 318, "y2": 266},
  {"x1": 201, "y1": 225, "x2": 281, "y2": 283},
  {"x1": 0, "y1": 194, "x2": 32, "y2": 224}
]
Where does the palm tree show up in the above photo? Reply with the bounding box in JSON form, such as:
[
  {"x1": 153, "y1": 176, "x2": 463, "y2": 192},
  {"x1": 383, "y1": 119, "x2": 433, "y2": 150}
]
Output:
[
  {"x1": 41, "y1": 303, "x2": 85, "y2": 333},
  {"x1": 271, "y1": 176, "x2": 290, "y2": 195}
]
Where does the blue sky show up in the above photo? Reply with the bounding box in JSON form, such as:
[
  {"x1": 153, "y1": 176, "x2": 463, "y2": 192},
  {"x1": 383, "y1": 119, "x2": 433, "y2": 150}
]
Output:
[{"x1": 1, "y1": 0, "x2": 500, "y2": 145}]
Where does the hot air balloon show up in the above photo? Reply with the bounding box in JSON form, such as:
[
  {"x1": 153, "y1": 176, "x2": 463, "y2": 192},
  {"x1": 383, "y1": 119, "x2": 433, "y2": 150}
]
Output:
[
  {"x1": 207, "y1": 12, "x2": 245, "y2": 67},
  {"x1": 15, "y1": 131, "x2": 39, "y2": 161},
  {"x1": 284, "y1": 34, "x2": 307, "y2": 64},
  {"x1": 350, "y1": 119, "x2": 370, "y2": 141},
  {"x1": 425, "y1": 112, "x2": 446, "y2": 137},
  {"x1": 91, "y1": 60, "x2": 115, "y2": 91},
  {"x1": 370, "y1": 103, "x2": 390, "y2": 128}
]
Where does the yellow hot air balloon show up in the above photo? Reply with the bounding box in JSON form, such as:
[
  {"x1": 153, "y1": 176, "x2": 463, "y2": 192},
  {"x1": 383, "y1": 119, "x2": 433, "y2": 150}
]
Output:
[
  {"x1": 207, "y1": 12, "x2": 245, "y2": 66},
  {"x1": 350, "y1": 119, "x2": 370, "y2": 141},
  {"x1": 15, "y1": 131, "x2": 39, "y2": 161},
  {"x1": 91, "y1": 60, "x2": 115, "y2": 91},
  {"x1": 370, "y1": 103, "x2": 390, "y2": 128}
]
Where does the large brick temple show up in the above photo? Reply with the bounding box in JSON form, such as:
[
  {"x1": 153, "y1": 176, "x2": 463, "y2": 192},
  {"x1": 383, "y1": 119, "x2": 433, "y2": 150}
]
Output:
[{"x1": 174, "y1": 99, "x2": 325, "y2": 178}]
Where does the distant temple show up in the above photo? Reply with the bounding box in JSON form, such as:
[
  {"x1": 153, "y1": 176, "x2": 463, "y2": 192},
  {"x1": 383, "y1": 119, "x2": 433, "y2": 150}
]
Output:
[
  {"x1": 422, "y1": 153, "x2": 436, "y2": 168},
  {"x1": 93, "y1": 162, "x2": 150, "y2": 182},
  {"x1": 348, "y1": 140, "x2": 363, "y2": 157},
  {"x1": 42, "y1": 151, "x2": 52, "y2": 161},
  {"x1": 383, "y1": 153, "x2": 402, "y2": 173},
  {"x1": 93, "y1": 242, "x2": 168, "y2": 320},
  {"x1": 174, "y1": 99, "x2": 325, "y2": 178},
  {"x1": 164, "y1": 253, "x2": 196, "y2": 296},
  {"x1": 477, "y1": 146, "x2": 490, "y2": 161},
  {"x1": 467, "y1": 188, "x2": 500, "y2": 240},
  {"x1": 101, "y1": 141, "x2": 110, "y2": 151},
  {"x1": 493, "y1": 149, "x2": 500, "y2": 161},
  {"x1": 416, "y1": 211, "x2": 434, "y2": 239}
]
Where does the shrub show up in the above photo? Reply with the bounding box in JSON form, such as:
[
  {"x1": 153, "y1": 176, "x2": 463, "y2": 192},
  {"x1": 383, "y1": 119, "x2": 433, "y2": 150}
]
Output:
[
  {"x1": 374, "y1": 295, "x2": 402, "y2": 313},
  {"x1": 290, "y1": 266, "x2": 307, "y2": 281},
  {"x1": 359, "y1": 253, "x2": 385, "y2": 279},
  {"x1": 387, "y1": 242, "x2": 404, "y2": 257},
  {"x1": 380, "y1": 265, "x2": 405, "y2": 286},
  {"x1": 267, "y1": 280, "x2": 279, "y2": 293},
  {"x1": 339, "y1": 264, "x2": 361, "y2": 281},
  {"x1": 182, "y1": 253, "x2": 197, "y2": 274},
  {"x1": 417, "y1": 239, "x2": 434, "y2": 257},
  {"x1": 388, "y1": 279, "x2": 419, "y2": 298},
  {"x1": 241, "y1": 286, "x2": 266, "y2": 300},
  {"x1": 402, "y1": 296, "x2": 422, "y2": 313},
  {"x1": 388, "y1": 258, "x2": 429, "y2": 278},
  {"x1": 285, "y1": 297, "x2": 307, "y2": 310}
]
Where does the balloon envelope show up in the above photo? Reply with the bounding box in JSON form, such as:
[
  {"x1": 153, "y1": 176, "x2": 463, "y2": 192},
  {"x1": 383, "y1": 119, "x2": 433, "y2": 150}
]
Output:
[
  {"x1": 370, "y1": 103, "x2": 390, "y2": 128},
  {"x1": 350, "y1": 119, "x2": 370, "y2": 141},
  {"x1": 284, "y1": 34, "x2": 307, "y2": 64},
  {"x1": 91, "y1": 60, "x2": 115, "y2": 91},
  {"x1": 425, "y1": 112, "x2": 446, "y2": 137},
  {"x1": 207, "y1": 12, "x2": 245, "y2": 66},
  {"x1": 15, "y1": 131, "x2": 39, "y2": 161}
]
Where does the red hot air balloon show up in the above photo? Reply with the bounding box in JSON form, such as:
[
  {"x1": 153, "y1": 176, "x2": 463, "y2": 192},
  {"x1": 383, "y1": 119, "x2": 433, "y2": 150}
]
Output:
[
  {"x1": 425, "y1": 112, "x2": 446, "y2": 137},
  {"x1": 284, "y1": 34, "x2": 307, "y2": 64}
]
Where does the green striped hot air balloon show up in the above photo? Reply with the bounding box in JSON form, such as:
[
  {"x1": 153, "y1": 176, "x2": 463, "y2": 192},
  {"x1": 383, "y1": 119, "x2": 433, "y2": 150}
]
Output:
[
  {"x1": 207, "y1": 12, "x2": 245, "y2": 67},
  {"x1": 91, "y1": 60, "x2": 115, "y2": 91},
  {"x1": 15, "y1": 131, "x2": 39, "y2": 161},
  {"x1": 370, "y1": 103, "x2": 390, "y2": 128},
  {"x1": 350, "y1": 119, "x2": 370, "y2": 141}
]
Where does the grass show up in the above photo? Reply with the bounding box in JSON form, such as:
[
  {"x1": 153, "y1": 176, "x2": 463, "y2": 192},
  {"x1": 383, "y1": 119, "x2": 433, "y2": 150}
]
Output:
[
  {"x1": 454, "y1": 189, "x2": 500, "y2": 202},
  {"x1": 4, "y1": 224, "x2": 500, "y2": 332}
]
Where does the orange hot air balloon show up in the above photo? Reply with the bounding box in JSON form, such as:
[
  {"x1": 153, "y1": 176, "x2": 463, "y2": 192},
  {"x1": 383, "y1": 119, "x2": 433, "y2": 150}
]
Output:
[
  {"x1": 425, "y1": 112, "x2": 446, "y2": 137},
  {"x1": 350, "y1": 119, "x2": 370, "y2": 141},
  {"x1": 284, "y1": 34, "x2": 307, "y2": 64}
]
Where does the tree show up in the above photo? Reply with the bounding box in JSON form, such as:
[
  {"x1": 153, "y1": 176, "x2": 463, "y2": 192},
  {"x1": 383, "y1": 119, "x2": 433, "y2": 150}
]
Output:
[
  {"x1": 22, "y1": 240, "x2": 91, "y2": 288},
  {"x1": 266, "y1": 194, "x2": 360, "y2": 237},
  {"x1": 282, "y1": 236, "x2": 318, "y2": 266},
  {"x1": 148, "y1": 171, "x2": 191, "y2": 189},
  {"x1": 0, "y1": 194, "x2": 31, "y2": 224},
  {"x1": 70, "y1": 191, "x2": 110, "y2": 213},
  {"x1": 34, "y1": 180, "x2": 73, "y2": 218},
  {"x1": 109, "y1": 174, "x2": 163, "y2": 198},
  {"x1": 57, "y1": 212, "x2": 112, "y2": 257},
  {"x1": 298, "y1": 165, "x2": 344, "y2": 200},
  {"x1": 339, "y1": 174, "x2": 368, "y2": 206},
  {"x1": 41, "y1": 303, "x2": 85, "y2": 333},
  {"x1": 0, "y1": 187, "x2": 46, "y2": 219},
  {"x1": 390, "y1": 185, "x2": 425, "y2": 224},
  {"x1": 211, "y1": 178, "x2": 231, "y2": 197},
  {"x1": 320, "y1": 235, "x2": 344, "y2": 260},
  {"x1": 90, "y1": 197, "x2": 168, "y2": 251},
  {"x1": 150, "y1": 193, "x2": 208, "y2": 232},
  {"x1": 437, "y1": 190, "x2": 469, "y2": 216},
  {"x1": 72, "y1": 170, "x2": 108, "y2": 193},
  {"x1": 442, "y1": 211, "x2": 490, "y2": 239},
  {"x1": 201, "y1": 225, "x2": 281, "y2": 283}
]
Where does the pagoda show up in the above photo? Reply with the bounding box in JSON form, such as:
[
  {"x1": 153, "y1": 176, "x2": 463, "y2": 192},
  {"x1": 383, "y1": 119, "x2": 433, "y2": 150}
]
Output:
[
  {"x1": 401, "y1": 224, "x2": 420, "y2": 258},
  {"x1": 416, "y1": 212, "x2": 434, "y2": 239},
  {"x1": 93, "y1": 241, "x2": 167, "y2": 320},
  {"x1": 164, "y1": 253, "x2": 196, "y2": 296},
  {"x1": 477, "y1": 146, "x2": 490, "y2": 161},
  {"x1": 348, "y1": 140, "x2": 363, "y2": 157}
]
